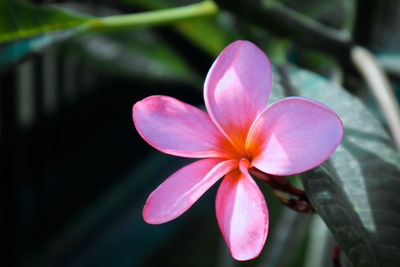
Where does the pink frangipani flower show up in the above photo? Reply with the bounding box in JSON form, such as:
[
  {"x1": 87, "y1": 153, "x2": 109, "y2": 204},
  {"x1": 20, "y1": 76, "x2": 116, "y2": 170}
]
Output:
[{"x1": 132, "y1": 40, "x2": 343, "y2": 261}]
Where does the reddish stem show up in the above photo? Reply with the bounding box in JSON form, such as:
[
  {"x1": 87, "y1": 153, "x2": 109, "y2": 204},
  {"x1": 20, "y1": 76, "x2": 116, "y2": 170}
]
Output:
[
  {"x1": 273, "y1": 190, "x2": 315, "y2": 213},
  {"x1": 269, "y1": 174, "x2": 307, "y2": 199},
  {"x1": 333, "y1": 243, "x2": 341, "y2": 267},
  {"x1": 249, "y1": 167, "x2": 315, "y2": 213}
]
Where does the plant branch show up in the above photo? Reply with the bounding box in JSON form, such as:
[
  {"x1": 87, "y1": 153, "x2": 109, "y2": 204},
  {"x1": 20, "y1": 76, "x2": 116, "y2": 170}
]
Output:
[
  {"x1": 351, "y1": 46, "x2": 400, "y2": 151},
  {"x1": 74, "y1": 1, "x2": 218, "y2": 35},
  {"x1": 377, "y1": 54, "x2": 400, "y2": 79}
]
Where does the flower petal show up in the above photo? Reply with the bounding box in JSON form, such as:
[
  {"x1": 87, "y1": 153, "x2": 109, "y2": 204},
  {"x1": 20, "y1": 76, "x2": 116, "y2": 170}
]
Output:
[
  {"x1": 143, "y1": 158, "x2": 238, "y2": 224},
  {"x1": 133, "y1": 95, "x2": 234, "y2": 158},
  {"x1": 216, "y1": 167, "x2": 269, "y2": 261},
  {"x1": 247, "y1": 97, "x2": 343, "y2": 175},
  {"x1": 204, "y1": 40, "x2": 273, "y2": 151}
]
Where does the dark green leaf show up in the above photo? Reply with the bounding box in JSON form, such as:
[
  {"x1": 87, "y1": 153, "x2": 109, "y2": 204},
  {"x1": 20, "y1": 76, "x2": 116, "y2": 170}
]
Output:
[
  {"x1": 0, "y1": 0, "x2": 92, "y2": 43},
  {"x1": 271, "y1": 64, "x2": 400, "y2": 267},
  {"x1": 0, "y1": 1, "x2": 94, "y2": 67},
  {"x1": 0, "y1": 31, "x2": 72, "y2": 68}
]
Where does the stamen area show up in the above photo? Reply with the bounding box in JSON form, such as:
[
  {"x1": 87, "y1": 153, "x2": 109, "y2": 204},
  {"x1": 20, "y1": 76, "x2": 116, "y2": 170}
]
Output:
[
  {"x1": 239, "y1": 158, "x2": 251, "y2": 175},
  {"x1": 244, "y1": 139, "x2": 260, "y2": 163},
  {"x1": 218, "y1": 135, "x2": 247, "y2": 159}
]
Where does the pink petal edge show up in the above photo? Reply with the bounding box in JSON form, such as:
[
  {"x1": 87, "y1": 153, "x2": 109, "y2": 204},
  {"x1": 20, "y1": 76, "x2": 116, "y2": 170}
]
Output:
[
  {"x1": 204, "y1": 40, "x2": 273, "y2": 151},
  {"x1": 133, "y1": 95, "x2": 232, "y2": 158},
  {"x1": 143, "y1": 158, "x2": 238, "y2": 224},
  {"x1": 216, "y1": 165, "x2": 269, "y2": 261},
  {"x1": 246, "y1": 96, "x2": 343, "y2": 175}
]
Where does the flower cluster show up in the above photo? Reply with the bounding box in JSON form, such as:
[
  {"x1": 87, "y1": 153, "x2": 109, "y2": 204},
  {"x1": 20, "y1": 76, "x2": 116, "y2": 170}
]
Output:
[{"x1": 132, "y1": 40, "x2": 343, "y2": 260}]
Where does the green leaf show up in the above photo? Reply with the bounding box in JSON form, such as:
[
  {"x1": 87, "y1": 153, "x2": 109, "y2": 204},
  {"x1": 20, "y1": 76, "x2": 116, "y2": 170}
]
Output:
[
  {"x1": 0, "y1": 1, "x2": 224, "y2": 68},
  {"x1": 0, "y1": 31, "x2": 70, "y2": 68},
  {"x1": 0, "y1": 0, "x2": 92, "y2": 43},
  {"x1": 0, "y1": 1, "x2": 93, "y2": 67},
  {"x1": 173, "y1": 17, "x2": 235, "y2": 56},
  {"x1": 271, "y1": 64, "x2": 400, "y2": 266}
]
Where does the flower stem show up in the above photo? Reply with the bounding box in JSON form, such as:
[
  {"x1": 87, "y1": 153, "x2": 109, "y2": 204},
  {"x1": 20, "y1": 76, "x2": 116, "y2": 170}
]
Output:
[
  {"x1": 273, "y1": 190, "x2": 315, "y2": 213},
  {"x1": 269, "y1": 174, "x2": 307, "y2": 199},
  {"x1": 249, "y1": 168, "x2": 315, "y2": 213},
  {"x1": 75, "y1": 1, "x2": 218, "y2": 35},
  {"x1": 333, "y1": 243, "x2": 342, "y2": 267}
]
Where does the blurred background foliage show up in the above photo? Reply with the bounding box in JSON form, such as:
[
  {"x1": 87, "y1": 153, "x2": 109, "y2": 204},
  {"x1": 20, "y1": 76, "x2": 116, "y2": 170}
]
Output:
[{"x1": 1, "y1": 0, "x2": 400, "y2": 266}]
